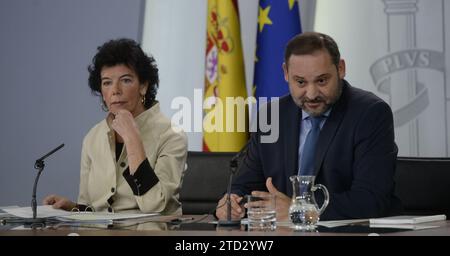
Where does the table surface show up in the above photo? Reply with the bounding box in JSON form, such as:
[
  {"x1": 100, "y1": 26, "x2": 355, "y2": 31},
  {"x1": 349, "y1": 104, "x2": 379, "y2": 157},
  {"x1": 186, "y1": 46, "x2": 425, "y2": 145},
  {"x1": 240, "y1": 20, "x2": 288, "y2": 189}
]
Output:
[{"x1": 1, "y1": 215, "x2": 450, "y2": 236}]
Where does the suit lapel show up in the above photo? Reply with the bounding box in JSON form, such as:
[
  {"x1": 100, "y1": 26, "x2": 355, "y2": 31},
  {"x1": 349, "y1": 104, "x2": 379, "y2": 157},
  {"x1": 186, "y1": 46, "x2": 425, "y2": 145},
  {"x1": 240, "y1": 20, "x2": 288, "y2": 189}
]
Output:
[
  {"x1": 314, "y1": 82, "x2": 349, "y2": 176},
  {"x1": 284, "y1": 97, "x2": 301, "y2": 195}
]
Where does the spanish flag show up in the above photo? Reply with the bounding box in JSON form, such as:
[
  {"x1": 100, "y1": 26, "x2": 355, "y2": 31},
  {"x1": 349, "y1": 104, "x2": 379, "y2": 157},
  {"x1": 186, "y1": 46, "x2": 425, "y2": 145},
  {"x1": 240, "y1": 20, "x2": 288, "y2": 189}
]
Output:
[{"x1": 203, "y1": 0, "x2": 249, "y2": 152}]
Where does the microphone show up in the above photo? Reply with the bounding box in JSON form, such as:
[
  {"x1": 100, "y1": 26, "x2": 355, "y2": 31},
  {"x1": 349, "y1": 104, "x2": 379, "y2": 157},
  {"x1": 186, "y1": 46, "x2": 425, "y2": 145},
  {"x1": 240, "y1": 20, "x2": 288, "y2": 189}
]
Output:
[
  {"x1": 3, "y1": 143, "x2": 64, "y2": 228},
  {"x1": 218, "y1": 140, "x2": 250, "y2": 227}
]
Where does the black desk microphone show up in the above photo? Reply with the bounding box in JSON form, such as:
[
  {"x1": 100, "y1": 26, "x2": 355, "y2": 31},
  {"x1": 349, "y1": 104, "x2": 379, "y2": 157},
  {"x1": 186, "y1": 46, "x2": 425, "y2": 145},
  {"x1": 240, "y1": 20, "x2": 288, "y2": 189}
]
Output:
[
  {"x1": 3, "y1": 143, "x2": 64, "y2": 228},
  {"x1": 218, "y1": 140, "x2": 250, "y2": 226}
]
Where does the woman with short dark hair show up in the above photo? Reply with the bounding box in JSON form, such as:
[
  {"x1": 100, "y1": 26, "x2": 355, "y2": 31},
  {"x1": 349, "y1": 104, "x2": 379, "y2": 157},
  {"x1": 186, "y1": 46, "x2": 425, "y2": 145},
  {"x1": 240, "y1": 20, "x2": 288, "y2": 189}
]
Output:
[{"x1": 43, "y1": 38, "x2": 187, "y2": 215}]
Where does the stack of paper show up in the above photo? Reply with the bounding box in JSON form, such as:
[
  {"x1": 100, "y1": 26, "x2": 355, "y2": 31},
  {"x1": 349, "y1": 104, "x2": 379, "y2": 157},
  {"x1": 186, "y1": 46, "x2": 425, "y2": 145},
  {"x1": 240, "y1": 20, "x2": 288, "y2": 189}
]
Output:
[
  {"x1": 0, "y1": 206, "x2": 20, "y2": 218},
  {"x1": 369, "y1": 214, "x2": 446, "y2": 230},
  {"x1": 2, "y1": 205, "x2": 160, "y2": 225},
  {"x1": 318, "y1": 219, "x2": 369, "y2": 228},
  {"x1": 59, "y1": 212, "x2": 159, "y2": 222},
  {"x1": 266, "y1": 219, "x2": 369, "y2": 228},
  {"x1": 3, "y1": 205, "x2": 70, "y2": 218}
]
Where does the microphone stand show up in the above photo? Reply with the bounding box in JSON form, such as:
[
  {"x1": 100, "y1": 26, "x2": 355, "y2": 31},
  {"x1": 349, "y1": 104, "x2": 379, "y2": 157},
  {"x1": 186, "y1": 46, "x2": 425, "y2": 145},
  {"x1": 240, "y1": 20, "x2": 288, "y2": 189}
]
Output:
[
  {"x1": 3, "y1": 143, "x2": 64, "y2": 228},
  {"x1": 218, "y1": 142, "x2": 249, "y2": 227}
]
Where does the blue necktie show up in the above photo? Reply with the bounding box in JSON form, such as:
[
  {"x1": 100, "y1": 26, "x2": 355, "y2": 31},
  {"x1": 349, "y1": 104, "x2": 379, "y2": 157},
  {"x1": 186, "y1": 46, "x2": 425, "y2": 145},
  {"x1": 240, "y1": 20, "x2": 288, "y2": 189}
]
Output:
[{"x1": 299, "y1": 116, "x2": 323, "y2": 176}]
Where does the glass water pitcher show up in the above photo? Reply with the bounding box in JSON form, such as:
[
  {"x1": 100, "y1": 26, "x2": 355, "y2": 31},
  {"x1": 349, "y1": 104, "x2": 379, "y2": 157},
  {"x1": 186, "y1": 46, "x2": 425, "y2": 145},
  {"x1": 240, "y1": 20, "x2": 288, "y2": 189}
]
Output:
[{"x1": 289, "y1": 175, "x2": 329, "y2": 231}]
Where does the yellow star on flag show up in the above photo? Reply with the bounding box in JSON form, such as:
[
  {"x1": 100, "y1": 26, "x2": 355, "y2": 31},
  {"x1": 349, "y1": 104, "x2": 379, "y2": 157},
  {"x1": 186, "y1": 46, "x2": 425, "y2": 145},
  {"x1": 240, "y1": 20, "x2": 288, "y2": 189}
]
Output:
[
  {"x1": 258, "y1": 6, "x2": 273, "y2": 33},
  {"x1": 288, "y1": 0, "x2": 296, "y2": 10}
]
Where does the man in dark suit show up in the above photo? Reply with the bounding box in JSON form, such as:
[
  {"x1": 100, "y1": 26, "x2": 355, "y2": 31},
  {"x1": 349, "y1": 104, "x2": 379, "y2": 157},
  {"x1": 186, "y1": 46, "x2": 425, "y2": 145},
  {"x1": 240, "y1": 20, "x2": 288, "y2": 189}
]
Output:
[{"x1": 216, "y1": 32, "x2": 402, "y2": 221}]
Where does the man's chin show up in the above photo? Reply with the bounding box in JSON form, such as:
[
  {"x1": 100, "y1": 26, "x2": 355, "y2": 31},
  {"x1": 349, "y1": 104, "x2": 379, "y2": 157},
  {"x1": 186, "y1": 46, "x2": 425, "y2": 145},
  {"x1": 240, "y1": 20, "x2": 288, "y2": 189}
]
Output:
[{"x1": 302, "y1": 105, "x2": 329, "y2": 117}]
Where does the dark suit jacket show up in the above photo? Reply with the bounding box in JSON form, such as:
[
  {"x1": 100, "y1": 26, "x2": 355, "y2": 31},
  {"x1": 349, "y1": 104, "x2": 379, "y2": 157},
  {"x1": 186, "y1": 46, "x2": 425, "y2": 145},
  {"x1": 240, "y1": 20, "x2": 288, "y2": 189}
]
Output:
[{"x1": 232, "y1": 80, "x2": 402, "y2": 220}]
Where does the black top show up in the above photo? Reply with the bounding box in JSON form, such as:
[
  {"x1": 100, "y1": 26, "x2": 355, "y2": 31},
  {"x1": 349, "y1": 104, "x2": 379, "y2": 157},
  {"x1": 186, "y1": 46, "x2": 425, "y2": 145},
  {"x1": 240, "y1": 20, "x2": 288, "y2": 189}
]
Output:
[{"x1": 116, "y1": 142, "x2": 124, "y2": 162}]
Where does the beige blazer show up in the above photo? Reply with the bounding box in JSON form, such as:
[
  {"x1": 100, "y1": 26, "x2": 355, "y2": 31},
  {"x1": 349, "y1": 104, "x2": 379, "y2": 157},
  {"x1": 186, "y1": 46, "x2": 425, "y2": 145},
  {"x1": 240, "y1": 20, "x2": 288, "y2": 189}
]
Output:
[{"x1": 77, "y1": 103, "x2": 187, "y2": 214}]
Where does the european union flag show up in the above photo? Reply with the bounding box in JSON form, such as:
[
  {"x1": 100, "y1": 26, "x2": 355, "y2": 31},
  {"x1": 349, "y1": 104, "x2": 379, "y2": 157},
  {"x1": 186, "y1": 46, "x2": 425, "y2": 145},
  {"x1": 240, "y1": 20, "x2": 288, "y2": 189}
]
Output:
[{"x1": 254, "y1": 0, "x2": 302, "y2": 100}]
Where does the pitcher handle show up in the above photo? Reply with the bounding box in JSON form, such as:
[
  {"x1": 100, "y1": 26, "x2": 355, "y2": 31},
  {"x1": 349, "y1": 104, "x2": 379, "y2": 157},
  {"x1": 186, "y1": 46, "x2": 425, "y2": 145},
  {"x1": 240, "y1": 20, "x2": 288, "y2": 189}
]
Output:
[{"x1": 312, "y1": 184, "x2": 329, "y2": 215}]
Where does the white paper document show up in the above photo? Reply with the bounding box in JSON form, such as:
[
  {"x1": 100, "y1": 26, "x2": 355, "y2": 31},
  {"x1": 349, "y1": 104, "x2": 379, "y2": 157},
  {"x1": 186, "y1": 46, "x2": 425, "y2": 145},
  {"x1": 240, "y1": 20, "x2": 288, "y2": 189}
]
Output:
[
  {"x1": 3, "y1": 205, "x2": 159, "y2": 222},
  {"x1": 0, "y1": 206, "x2": 20, "y2": 217},
  {"x1": 251, "y1": 218, "x2": 369, "y2": 228},
  {"x1": 317, "y1": 219, "x2": 369, "y2": 228},
  {"x1": 369, "y1": 223, "x2": 441, "y2": 230},
  {"x1": 59, "y1": 212, "x2": 159, "y2": 221},
  {"x1": 369, "y1": 214, "x2": 447, "y2": 225},
  {"x1": 368, "y1": 214, "x2": 446, "y2": 230},
  {"x1": 3, "y1": 205, "x2": 71, "y2": 218}
]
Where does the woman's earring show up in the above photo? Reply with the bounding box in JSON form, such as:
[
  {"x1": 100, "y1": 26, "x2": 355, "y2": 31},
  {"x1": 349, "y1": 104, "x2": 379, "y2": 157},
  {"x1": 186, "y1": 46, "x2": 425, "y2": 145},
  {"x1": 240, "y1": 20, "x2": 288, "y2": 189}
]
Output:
[
  {"x1": 101, "y1": 100, "x2": 108, "y2": 112},
  {"x1": 141, "y1": 95, "x2": 146, "y2": 105}
]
